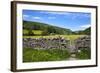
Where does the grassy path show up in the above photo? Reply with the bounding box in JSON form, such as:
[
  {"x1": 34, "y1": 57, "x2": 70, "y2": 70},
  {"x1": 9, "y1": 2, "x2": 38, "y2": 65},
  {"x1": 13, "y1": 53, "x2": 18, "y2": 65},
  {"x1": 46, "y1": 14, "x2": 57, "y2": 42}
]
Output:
[{"x1": 68, "y1": 54, "x2": 77, "y2": 60}]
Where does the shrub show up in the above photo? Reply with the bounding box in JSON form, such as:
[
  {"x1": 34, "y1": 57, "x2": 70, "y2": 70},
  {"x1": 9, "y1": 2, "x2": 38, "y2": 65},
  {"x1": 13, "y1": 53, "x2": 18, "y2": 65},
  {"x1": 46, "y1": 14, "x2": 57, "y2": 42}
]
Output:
[{"x1": 76, "y1": 48, "x2": 91, "y2": 59}]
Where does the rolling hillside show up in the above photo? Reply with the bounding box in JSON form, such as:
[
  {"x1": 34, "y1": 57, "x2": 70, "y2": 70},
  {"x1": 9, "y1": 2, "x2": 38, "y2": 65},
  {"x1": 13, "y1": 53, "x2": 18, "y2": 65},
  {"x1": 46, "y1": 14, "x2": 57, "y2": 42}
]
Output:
[
  {"x1": 23, "y1": 21, "x2": 73, "y2": 35},
  {"x1": 23, "y1": 20, "x2": 91, "y2": 36},
  {"x1": 75, "y1": 27, "x2": 91, "y2": 35}
]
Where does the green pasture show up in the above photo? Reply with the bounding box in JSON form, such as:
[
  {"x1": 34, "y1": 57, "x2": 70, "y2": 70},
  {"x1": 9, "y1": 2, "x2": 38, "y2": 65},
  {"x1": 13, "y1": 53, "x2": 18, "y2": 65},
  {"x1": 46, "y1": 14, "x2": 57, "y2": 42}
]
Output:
[
  {"x1": 23, "y1": 29, "x2": 43, "y2": 35},
  {"x1": 23, "y1": 35, "x2": 85, "y2": 41},
  {"x1": 23, "y1": 48, "x2": 70, "y2": 62},
  {"x1": 23, "y1": 29, "x2": 86, "y2": 41}
]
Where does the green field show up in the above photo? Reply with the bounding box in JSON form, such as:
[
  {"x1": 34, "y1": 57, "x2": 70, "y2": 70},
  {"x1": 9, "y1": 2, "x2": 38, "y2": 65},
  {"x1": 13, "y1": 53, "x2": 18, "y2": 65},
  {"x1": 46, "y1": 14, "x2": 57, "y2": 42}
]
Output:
[
  {"x1": 23, "y1": 28, "x2": 86, "y2": 41},
  {"x1": 23, "y1": 29, "x2": 43, "y2": 35},
  {"x1": 23, "y1": 35, "x2": 86, "y2": 41},
  {"x1": 23, "y1": 48, "x2": 70, "y2": 62}
]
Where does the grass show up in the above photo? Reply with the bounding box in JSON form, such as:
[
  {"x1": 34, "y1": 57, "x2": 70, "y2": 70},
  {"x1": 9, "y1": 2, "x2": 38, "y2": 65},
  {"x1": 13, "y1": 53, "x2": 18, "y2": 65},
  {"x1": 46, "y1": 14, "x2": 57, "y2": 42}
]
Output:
[
  {"x1": 23, "y1": 29, "x2": 43, "y2": 35},
  {"x1": 76, "y1": 48, "x2": 91, "y2": 59},
  {"x1": 23, "y1": 35, "x2": 85, "y2": 41},
  {"x1": 23, "y1": 48, "x2": 70, "y2": 62},
  {"x1": 32, "y1": 30, "x2": 43, "y2": 35},
  {"x1": 23, "y1": 29, "x2": 28, "y2": 35},
  {"x1": 23, "y1": 29, "x2": 86, "y2": 41}
]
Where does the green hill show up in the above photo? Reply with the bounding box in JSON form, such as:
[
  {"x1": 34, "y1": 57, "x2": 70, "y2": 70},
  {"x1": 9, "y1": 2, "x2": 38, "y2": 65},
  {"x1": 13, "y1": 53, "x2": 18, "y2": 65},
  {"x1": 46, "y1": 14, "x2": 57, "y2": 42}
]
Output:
[
  {"x1": 23, "y1": 21, "x2": 73, "y2": 36},
  {"x1": 23, "y1": 21, "x2": 91, "y2": 36},
  {"x1": 83, "y1": 27, "x2": 91, "y2": 35},
  {"x1": 74, "y1": 27, "x2": 91, "y2": 35}
]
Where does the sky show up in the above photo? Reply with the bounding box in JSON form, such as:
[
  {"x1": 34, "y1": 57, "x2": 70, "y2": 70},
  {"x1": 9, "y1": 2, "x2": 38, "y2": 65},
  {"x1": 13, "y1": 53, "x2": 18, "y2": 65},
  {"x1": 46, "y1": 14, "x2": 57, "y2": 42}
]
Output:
[{"x1": 23, "y1": 10, "x2": 91, "y2": 31}]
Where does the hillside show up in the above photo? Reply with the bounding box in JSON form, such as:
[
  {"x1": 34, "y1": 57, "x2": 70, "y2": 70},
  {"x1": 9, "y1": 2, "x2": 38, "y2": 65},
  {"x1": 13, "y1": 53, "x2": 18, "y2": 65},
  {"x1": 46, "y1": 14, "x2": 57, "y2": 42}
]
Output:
[
  {"x1": 23, "y1": 21, "x2": 91, "y2": 36},
  {"x1": 74, "y1": 27, "x2": 91, "y2": 35},
  {"x1": 23, "y1": 21, "x2": 73, "y2": 35},
  {"x1": 83, "y1": 27, "x2": 91, "y2": 35}
]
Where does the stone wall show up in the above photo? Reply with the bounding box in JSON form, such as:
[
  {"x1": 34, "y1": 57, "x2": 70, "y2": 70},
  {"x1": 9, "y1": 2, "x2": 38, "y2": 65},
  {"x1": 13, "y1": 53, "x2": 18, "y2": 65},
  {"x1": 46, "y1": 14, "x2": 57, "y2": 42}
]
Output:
[
  {"x1": 75, "y1": 36, "x2": 91, "y2": 52},
  {"x1": 23, "y1": 37, "x2": 70, "y2": 50},
  {"x1": 23, "y1": 36, "x2": 91, "y2": 52}
]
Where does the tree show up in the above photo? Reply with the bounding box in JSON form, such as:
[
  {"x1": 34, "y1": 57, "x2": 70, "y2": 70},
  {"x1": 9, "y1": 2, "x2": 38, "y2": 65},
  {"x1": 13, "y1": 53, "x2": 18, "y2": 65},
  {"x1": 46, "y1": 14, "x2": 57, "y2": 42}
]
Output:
[
  {"x1": 42, "y1": 30, "x2": 49, "y2": 35},
  {"x1": 28, "y1": 30, "x2": 34, "y2": 36},
  {"x1": 84, "y1": 27, "x2": 91, "y2": 35},
  {"x1": 47, "y1": 26, "x2": 56, "y2": 34}
]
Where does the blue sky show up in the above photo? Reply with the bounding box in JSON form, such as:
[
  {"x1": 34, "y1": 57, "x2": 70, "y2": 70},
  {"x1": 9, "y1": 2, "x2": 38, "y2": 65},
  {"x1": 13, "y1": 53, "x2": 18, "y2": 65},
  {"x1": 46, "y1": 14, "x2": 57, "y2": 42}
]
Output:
[{"x1": 23, "y1": 10, "x2": 91, "y2": 31}]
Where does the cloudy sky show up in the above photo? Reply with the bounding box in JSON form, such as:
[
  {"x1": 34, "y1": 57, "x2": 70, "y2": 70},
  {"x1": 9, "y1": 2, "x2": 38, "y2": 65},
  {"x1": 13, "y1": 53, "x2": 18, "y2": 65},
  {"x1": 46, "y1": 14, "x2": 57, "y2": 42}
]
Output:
[{"x1": 23, "y1": 10, "x2": 91, "y2": 31}]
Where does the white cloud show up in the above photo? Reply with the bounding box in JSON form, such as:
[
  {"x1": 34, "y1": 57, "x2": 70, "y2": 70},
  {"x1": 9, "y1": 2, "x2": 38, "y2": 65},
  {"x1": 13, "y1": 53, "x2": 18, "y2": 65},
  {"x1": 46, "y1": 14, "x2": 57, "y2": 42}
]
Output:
[
  {"x1": 23, "y1": 15, "x2": 29, "y2": 18},
  {"x1": 40, "y1": 11, "x2": 71, "y2": 15},
  {"x1": 80, "y1": 24, "x2": 91, "y2": 28},
  {"x1": 32, "y1": 16, "x2": 41, "y2": 20}
]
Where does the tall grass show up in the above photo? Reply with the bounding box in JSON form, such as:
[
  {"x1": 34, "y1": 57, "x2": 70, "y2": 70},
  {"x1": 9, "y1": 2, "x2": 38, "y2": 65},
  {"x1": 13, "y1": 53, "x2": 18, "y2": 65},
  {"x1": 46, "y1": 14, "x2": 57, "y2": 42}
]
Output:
[
  {"x1": 76, "y1": 48, "x2": 91, "y2": 59},
  {"x1": 23, "y1": 48, "x2": 70, "y2": 62}
]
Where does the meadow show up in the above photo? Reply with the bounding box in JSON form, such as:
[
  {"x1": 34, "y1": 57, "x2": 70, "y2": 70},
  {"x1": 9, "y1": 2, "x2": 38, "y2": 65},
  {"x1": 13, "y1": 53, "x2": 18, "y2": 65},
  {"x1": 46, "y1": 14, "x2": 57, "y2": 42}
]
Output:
[
  {"x1": 23, "y1": 48, "x2": 70, "y2": 62},
  {"x1": 23, "y1": 34, "x2": 85, "y2": 41},
  {"x1": 23, "y1": 29, "x2": 43, "y2": 36}
]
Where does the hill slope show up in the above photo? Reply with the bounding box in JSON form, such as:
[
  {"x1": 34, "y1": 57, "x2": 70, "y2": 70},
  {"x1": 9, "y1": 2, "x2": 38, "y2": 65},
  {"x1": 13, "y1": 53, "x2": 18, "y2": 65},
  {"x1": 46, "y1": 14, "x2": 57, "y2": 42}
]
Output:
[
  {"x1": 74, "y1": 27, "x2": 91, "y2": 35},
  {"x1": 23, "y1": 21, "x2": 73, "y2": 35}
]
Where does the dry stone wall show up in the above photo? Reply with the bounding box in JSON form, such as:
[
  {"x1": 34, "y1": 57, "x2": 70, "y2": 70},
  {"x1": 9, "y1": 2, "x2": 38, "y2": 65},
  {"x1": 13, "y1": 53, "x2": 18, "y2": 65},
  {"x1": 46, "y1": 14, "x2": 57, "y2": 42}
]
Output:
[
  {"x1": 23, "y1": 37, "x2": 70, "y2": 50},
  {"x1": 23, "y1": 36, "x2": 91, "y2": 53},
  {"x1": 75, "y1": 36, "x2": 91, "y2": 52}
]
